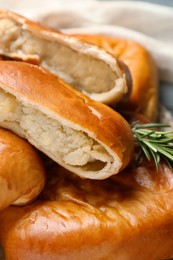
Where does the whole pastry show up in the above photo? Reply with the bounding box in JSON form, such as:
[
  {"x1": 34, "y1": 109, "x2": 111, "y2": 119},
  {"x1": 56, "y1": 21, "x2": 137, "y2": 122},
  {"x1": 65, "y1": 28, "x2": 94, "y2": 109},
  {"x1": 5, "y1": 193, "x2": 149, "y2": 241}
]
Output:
[
  {"x1": 0, "y1": 127, "x2": 45, "y2": 210},
  {"x1": 0, "y1": 160, "x2": 173, "y2": 260}
]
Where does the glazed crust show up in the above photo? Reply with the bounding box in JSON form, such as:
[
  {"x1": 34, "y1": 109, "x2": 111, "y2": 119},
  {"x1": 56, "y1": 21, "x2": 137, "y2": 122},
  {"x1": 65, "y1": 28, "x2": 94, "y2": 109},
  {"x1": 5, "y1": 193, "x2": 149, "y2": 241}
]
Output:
[
  {"x1": 74, "y1": 34, "x2": 158, "y2": 121},
  {"x1": 0, "y1": 61, "x2": 134, "y2": 179},
  {"x1": 0, "y1": 9, "x2": 131, "y2": 105},
  {"x1": 0, "y1": 161, "x2": 173, "y2": 260},
  {"x1": 0, "y1": 127, "x2": 45, "y2": 210}
]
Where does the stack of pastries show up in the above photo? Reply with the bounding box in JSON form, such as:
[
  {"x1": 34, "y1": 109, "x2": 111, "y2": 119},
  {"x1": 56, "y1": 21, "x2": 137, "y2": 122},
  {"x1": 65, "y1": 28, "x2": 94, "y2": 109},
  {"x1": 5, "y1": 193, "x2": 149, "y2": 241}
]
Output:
[{"x1": 0, "y1": 10, "x2": 172, "y2": 260}]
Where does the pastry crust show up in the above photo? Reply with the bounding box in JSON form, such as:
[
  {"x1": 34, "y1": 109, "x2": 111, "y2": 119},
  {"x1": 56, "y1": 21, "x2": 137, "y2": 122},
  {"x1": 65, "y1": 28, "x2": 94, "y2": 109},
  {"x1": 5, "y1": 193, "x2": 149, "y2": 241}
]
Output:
[
  {"x1": 0, "y1": 9, "x2": 131, "y2": 105},
  {"x1": 0, "y1": 161, "x2": 173, "y2": 260},
  {"x1": 0, "y1": 127, "x2": 45, "y2": 210},
  {"x1": 0, "y1": 60, "x2": 134, "y2": 179},
  {"x1": 74, "y1": 34, "x2": 158, "y2": 121}
]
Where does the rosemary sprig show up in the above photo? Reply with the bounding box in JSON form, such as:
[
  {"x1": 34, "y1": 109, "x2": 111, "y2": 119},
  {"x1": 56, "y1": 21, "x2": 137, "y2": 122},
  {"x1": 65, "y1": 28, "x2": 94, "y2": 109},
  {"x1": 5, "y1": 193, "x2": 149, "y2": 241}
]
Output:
[{"x1": 131, "y1": 122, "x2": 173, "y2": 171}]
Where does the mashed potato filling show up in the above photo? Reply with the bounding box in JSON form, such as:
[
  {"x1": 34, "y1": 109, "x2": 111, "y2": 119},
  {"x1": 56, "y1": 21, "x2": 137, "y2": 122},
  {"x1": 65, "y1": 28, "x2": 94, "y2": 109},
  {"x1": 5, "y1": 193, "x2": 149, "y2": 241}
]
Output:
[
  {"x1": 0, "y1": 18, "x2": 117, "y2": 94},
  {"x1": 0, "y1": 90, "x2": 113, "y2": 167}
]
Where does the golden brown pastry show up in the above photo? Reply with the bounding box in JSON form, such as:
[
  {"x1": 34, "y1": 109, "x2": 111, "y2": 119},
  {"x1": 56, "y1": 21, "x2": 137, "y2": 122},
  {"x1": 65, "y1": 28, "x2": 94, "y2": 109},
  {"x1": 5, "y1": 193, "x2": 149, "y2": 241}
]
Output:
[
  {"x1": 0, "y1": 9, "x2": 131, "y2": 105},
  {"x1": 0, "y1": 60, "x2": 134, "y2": 180},
  {"x1": 0, "y1": 160, "x2": 173, "y2": 260},
  {"x1": 74, "y1": 34, "x2": 158, "y2": 121},
  {"x1": 0, "y1": 127, "x2": 45, "y2": 210}
]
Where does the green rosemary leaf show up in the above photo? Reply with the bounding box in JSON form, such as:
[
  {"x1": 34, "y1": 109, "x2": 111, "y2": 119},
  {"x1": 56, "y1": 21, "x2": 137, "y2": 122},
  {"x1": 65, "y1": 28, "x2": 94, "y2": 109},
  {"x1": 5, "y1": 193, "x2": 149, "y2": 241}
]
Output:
[
  {"x1": 134, "y1": 129, "x2": 162, "y2": 138},
  {"x1": 140, "y1": 142, "x2": 151, "y2": 161},
  {"x1": 134, "y1": 123, "x2": 170, "y2": 129},
  {"x1": 142, "y1": 139, "x2": 158, "y2": 153},
  {"x1": 159, "y1": 146, "x2": 173, "y2": 155},
  {"x1": 149, "y1": 137, "x2": 173, "y2": 144},
  {"x1": 132, "y1": 122, "x2": 173, "y2": 171},
  {"x1": 152, "y1": 145, "x2": 173, "y2": 161},
  {"x1": 150, "y1": 149, "x2": 160, "y2": 172}
]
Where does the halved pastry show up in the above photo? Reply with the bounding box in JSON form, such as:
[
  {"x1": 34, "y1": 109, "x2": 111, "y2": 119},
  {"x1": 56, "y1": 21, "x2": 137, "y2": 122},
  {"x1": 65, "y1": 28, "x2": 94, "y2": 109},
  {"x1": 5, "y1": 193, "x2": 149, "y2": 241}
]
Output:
[
  {"x1": 0, "y1": 61, "x2": 134, "y2": 179},
  {"x1": 0, "y1": 9, "x2": 130, "y2": 105}
]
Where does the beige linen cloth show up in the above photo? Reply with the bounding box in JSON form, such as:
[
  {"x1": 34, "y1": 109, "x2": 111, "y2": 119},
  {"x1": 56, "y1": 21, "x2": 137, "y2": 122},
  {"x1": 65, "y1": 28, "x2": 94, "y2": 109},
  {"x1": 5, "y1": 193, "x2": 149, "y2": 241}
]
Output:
[{"x1": 0, "y1": 1, "x2": 173, "y2": 258}]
